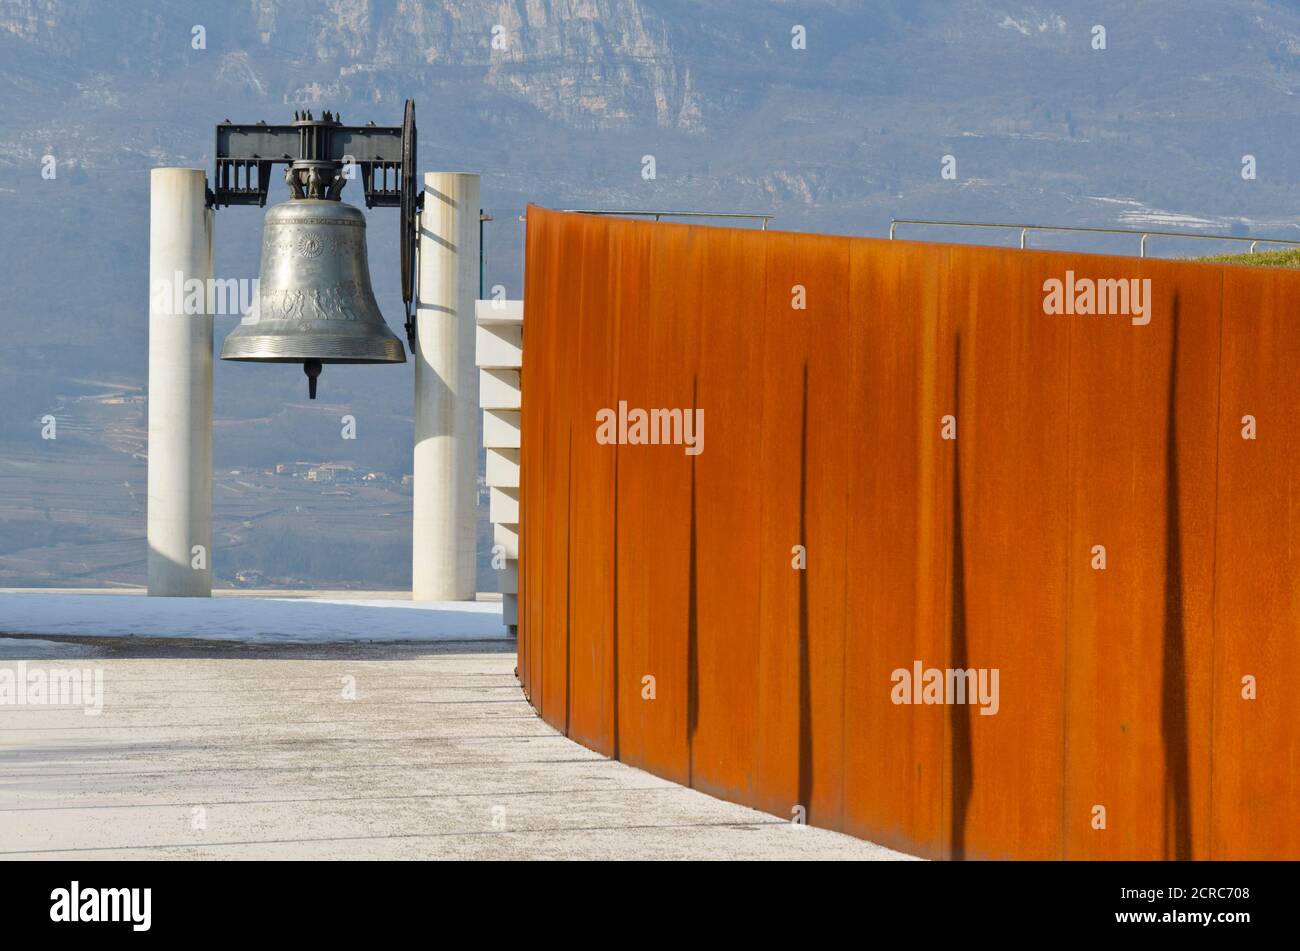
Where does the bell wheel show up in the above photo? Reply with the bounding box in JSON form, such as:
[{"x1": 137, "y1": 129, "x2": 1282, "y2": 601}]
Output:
[{"x1": 400, "y1": 99, "x2": 418, "y2": 313}]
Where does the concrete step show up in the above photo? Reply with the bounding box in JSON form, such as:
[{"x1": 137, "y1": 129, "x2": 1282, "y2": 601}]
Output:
[
  {"x1": 493, "y1": 523, "x2": 519, "y2": 560},
  {"x1": 483, "y1": 410, "x2": 520, "y2": 449},
  {"x1": 474, "y1": 298, "x2": 523, "y2": 326},
  {"x1": 496, "y1": 559, "x2": 518, "y2": 595},
  {"x1": 476, "y1": 324, "x2": 522, "y2": 369},
  {"x1": 490, "y1": 487, "x2": 519, "y2": 524},
  {"x1": 479, "y1": 368, "x2": 521, "y2": 410},
  {"x1": 486, "y1": 448, "x2": 520, "y2": 488}
]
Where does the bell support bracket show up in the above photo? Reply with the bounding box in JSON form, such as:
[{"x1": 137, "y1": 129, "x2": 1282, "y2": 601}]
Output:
[
  {"x1": 209, "y1": 99, "x2": 422, "y2": 355},
  {"x1": 399, "y1": 99, "x2": 418, "y2": 352}
]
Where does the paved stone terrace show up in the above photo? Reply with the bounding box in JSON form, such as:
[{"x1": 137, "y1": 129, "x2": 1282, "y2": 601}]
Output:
[{"x1": 0, "y1": 635, "x2": 912, "y2": 860}]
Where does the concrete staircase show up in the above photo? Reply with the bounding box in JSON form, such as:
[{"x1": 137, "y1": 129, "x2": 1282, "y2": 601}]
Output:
[{"x1": 475, "y1": 299, "x2": 522, "y2": 631}]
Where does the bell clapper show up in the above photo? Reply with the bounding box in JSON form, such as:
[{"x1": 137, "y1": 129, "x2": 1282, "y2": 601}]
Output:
[{"x1": 304, "y1": 359, "x2": 322, "y2": 399}]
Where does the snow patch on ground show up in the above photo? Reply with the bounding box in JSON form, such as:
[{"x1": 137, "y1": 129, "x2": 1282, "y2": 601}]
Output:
[
  {"x1": 0, "y1": 593, "x2": 507, "y2": 644},
  {"x1": 1118, "y1": 209, "x2": 1220, "y2": 229},
  {"x1": 1083, "y1": 196, "x2": 1223, "y2": 230},
  {"x1": 0, "y1": 636, "x2": 102, "y2": 658}
]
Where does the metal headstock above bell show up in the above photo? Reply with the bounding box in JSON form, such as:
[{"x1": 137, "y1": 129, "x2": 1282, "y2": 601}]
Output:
[{"x1": 214, "y1": 106, "x2": 419, "y2": 398}]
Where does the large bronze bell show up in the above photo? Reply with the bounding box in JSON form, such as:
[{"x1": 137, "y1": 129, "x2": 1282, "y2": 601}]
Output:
[{"x1": 220, "y1": 195, "x2": 405, "y2": 398}]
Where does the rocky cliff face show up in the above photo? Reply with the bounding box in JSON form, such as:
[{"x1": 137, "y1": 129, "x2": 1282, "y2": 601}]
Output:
[
  {"x1": 1, "y1": 0, "x2": 705, "y2": 133},
  {"x1": 6, "y1": 0, "x2": 1299, "y2": 221},
  {"x1": 7, "y1": 0, "x2": 1300, "y2": 390},
  {"x1": 6, "y1": 0, "x2": 1300, "y2": 585}
]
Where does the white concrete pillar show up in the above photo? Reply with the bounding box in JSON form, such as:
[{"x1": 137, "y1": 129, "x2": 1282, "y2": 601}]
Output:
[
  {"x1": 147, "y1": 168, "x2": 214, "y2": 596},
  {"x1": 413, "y1": 172, "x2": 481, "y2": 600}
]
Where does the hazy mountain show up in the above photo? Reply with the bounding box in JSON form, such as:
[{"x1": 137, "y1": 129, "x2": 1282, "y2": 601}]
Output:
[{"x1": 4, "y1": 0, "x2": 1300, "y2": 587}]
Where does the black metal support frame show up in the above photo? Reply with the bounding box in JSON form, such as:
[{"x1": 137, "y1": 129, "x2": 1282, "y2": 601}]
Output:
[{"x1": 208, "y1": 99, "x2": 422, "y2": 352}]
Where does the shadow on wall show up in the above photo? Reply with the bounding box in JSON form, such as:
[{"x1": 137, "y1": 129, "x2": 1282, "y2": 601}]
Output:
[{"x1": 1162, "y1": 295, "x2": 1192, "y2": 861}]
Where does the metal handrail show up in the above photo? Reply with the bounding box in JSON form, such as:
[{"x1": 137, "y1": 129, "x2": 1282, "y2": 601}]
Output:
[
  {"x1": 558, "y1": 209, "x2": 773, "y2": 229},
  {"x1": 889, "y1": 217, "x2": 1300, "y2": 257}
]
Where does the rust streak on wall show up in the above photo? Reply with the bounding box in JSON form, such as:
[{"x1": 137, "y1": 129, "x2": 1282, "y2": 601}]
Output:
[{"x1": 518, "y1": 204, "x2": 1299, "y2": 859}]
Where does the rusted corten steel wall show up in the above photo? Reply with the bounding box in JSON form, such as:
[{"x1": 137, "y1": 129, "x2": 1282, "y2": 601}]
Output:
[{"x1": 517, "y1": 204, "x2": 1300, "y2": 860}]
